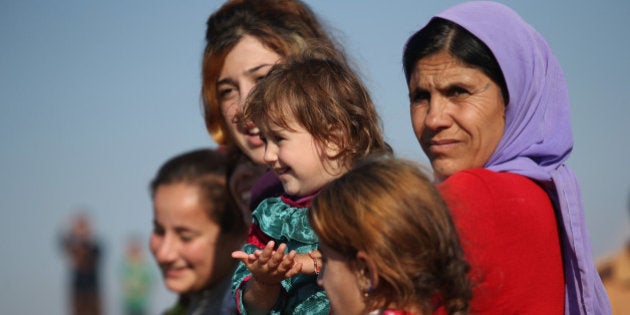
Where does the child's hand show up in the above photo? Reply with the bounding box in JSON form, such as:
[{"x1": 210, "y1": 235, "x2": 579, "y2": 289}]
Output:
[{"x1": 232, "y1": 241, "x2": 303, "y2": 286}]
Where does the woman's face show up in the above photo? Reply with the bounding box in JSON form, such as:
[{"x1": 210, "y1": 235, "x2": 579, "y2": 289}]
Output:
[
  {"x1": 317, "y1": 243, "x2": 368, "y2": 315},
  {"x1": 217, "y1": 35, "x2": 282, "y2": 164},
  {"x1": 408, "y1": 50, "x2": 505, "y2": 182},
  {"x1": 150, "y1": 182, "x2": 232, "y2": 293}
]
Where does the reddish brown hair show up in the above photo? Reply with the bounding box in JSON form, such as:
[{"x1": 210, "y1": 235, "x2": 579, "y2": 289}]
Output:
[
  {"x1": 310, "y1": 157, "x2": 472, "y2": 314},
  {"x1": 202, "y1": 0, "x2": 343, "y2": 145}
]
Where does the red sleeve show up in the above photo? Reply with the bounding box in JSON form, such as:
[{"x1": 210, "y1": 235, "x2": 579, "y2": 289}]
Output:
[{"x1": 437, "y1": 169, "x2": 564, "y2": 314}]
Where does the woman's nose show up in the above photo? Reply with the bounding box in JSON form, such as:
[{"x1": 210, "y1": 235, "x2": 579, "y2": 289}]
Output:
[
  {"x1": 238, "y1": 82, "x2": 255, "y2": 108},
  {"x1": 152, "y1": 234, "x2": 177, "y2": 263},
  {"x1": 424, "y1": 97, "x2": 452, "y2": 130}
]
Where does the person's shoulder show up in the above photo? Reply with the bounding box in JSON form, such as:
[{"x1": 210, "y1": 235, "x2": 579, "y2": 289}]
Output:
[
  {"x1": 438, "y1": 168, "x2": 503, "y2": 198},
  {"x1": 439, "y1": 168, "x2": 544, "y2": 195},
  {"x1": 437, "y1": 169, "x2": 498, "y2": 217},
  {"x1": 441, "y1": 168, "x2": 527, "y2": 184},
  {"x1": 438, "y1": 168, "x2": 551, "y2": 217}
]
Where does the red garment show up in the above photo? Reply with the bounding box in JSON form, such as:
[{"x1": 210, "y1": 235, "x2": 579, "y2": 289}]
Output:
[
  {"x1": 437, "y1": 169, "x2": 564, "y2": 314},
  {"x1": 382, "y1": 310, "x2": 415, "y2": 315}
]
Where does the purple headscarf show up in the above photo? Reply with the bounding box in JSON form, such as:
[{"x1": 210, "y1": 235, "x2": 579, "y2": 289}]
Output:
[{"x1": 434, "y1": 2, "x2": 610, "y2": 314}]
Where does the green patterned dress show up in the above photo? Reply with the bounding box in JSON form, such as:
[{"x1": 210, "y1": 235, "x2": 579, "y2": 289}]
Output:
[{"x1": 231, "y1": 194, "x2": 330, "y2": 315}]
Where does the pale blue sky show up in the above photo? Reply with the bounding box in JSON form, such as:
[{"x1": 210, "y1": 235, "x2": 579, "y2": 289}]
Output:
[{"x1": 1, "y1": 1, "x2": 628, "y2": 314}]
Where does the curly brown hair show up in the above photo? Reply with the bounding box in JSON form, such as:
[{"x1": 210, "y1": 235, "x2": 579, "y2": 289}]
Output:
[{"x1": 240, "y1": 46, "x2": 388, "y2": 169}]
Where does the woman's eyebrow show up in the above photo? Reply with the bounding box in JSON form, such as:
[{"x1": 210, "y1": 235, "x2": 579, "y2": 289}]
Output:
[
  {"x1": 217, "y1": 64, "x2": 274, "y2": 87},
  {"x1": 245, "y1": 63, "x2": 274, "y2": 75}
]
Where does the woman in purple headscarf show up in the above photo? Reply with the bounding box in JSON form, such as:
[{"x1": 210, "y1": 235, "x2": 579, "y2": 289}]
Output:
[{"x1": 402, "y1": 1, "x2": 610, "y2": 314}]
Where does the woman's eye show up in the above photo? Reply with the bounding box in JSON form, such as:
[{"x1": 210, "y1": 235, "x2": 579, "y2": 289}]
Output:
[
  {"x1": 410, "y1": 90, "x2": 430, "y2": 105},
  {"x1": 218, "y1": 88, "x2": 235, "y2": 100},
  {"x1": 253, "y1": 66, "x2": 273, "y2": 82},
  {"x1": 152, "y1": 223, "x2": 164, "y2": 236},
  {"x1": 179, "y1": 233, "x2": 195, "y2": 242},
  {"x1": 447, "y1": 87, "x2": 469, "y2": 98}
]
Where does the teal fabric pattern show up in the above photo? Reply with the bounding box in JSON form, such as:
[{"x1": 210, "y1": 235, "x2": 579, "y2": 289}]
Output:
[{"x1": 231, "y1": 196, "x2": 330, "y2": 315}]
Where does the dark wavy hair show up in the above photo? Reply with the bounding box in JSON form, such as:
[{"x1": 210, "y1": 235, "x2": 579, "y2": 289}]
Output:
[
  {"x1": 150, "y1": 148, "x2": 246, "y2": 236},
  {"x1": 403, "y1": 17, "x2": 509, "y2": 104}
]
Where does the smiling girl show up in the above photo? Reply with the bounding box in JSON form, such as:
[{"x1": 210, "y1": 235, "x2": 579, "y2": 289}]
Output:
[
  {"x1": 149, "y1": 148, "x2": 247, "y2": 315},
  {"x1": 230, "y1": 47, "x2": 389, "y2": 315}
]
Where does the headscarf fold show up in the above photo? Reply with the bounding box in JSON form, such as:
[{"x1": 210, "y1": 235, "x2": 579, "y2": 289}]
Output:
[{"x1": 435, "y1": 2, "x2": 610, "y2": 314}]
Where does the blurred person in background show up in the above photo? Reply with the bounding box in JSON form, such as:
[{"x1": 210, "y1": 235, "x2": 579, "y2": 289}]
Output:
[
  {"x1": 597, "y1": 191, "x2": 630, "y2": 315},
  {"x1": 120, "y1": 235, "x2": 154, "y2": 315},
  {"x1": 60, "y1": 210, "x2": 103, "y2": 315}
]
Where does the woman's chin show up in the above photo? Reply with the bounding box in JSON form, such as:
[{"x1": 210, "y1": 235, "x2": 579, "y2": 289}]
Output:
[
  {"x1": 165, "y1": 279, "x2": 193, "y2": 294},
  {"x1": 244, "y1": 148, "x2": 266, "y2": 165}
]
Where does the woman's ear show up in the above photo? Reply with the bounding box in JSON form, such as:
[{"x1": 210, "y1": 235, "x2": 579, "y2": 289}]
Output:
[{"x1": 355, "y1": 250, "x2": 379, "y2": 291}]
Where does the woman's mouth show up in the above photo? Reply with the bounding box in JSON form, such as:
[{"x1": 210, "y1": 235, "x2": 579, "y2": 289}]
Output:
[
  {"x1": 244, "y1": 126, "x2": 264, "y2": 147},
  {"x1": 426, "y1": 138, "x2": 459, "y2": 154},
  {"x1": 164, "y1": 268, "x2": 186, "y2": 278}
]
